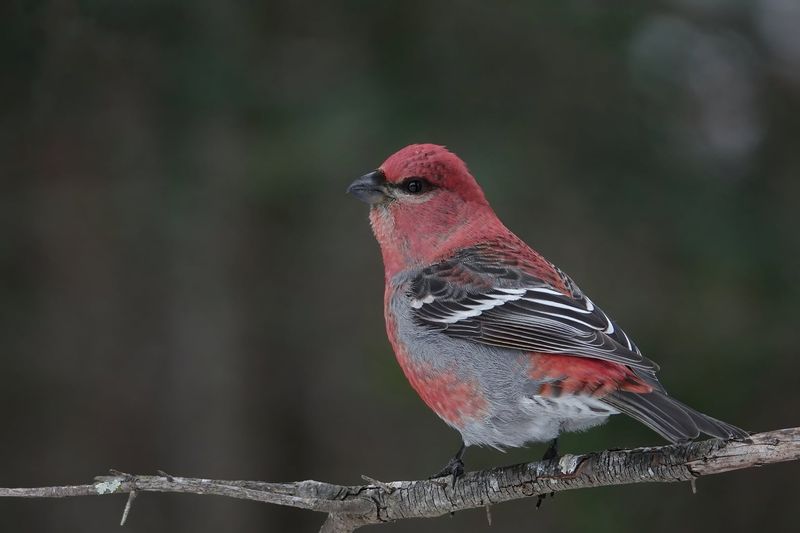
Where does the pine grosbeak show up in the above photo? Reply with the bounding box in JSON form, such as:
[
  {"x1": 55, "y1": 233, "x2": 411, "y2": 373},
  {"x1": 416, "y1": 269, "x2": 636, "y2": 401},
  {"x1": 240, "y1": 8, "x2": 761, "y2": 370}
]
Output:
[{"x1": 348, "y1": 144, "x2": 748, "y2": 479}]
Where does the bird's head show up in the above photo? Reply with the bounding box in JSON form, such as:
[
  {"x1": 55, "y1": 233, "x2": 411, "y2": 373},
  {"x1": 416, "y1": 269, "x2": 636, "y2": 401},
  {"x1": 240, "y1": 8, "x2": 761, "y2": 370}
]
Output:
[
  {"x1": 348, "y1": 144, "x2": 503, "y2": 276},
  {"x1": 347, "y1": 144, "x2": 488, "y2": 207}
]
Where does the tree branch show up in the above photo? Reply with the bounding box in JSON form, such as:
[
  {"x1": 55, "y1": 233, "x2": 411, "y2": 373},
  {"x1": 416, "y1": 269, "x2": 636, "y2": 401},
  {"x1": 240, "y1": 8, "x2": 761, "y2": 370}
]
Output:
[{"x1": 1, "y1": 428, "x2": 797, "y2": 532}]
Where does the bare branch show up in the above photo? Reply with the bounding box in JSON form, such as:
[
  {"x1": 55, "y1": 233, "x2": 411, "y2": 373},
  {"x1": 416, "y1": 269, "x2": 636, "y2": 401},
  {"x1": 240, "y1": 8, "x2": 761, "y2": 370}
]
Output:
[{"x1": 1, "y1": 428, "x2": 797, "y2": 531}]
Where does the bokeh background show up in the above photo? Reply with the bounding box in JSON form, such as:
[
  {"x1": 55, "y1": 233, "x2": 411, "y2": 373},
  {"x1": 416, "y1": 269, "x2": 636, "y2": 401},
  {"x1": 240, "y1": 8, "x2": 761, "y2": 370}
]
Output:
[{"x1": 2, "y1": 1, "x2": 799, "y2": 532}]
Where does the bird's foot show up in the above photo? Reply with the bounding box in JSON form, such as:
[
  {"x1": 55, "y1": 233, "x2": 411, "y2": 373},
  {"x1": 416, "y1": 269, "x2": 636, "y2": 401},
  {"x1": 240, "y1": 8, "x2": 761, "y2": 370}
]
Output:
[
  {"x1": 430, "y1": 456, "x2": 465, "y2": 488},
  {"x1": 536, "y1": 492, "x2": 554, "y2": 509},
  {"x1": 430, "y1": 442, "x2": 467, "y2": 488},
  {"x1": 541, "y1": 437, "x2": 560, "y2": 462},
  {"x1": 537, "y1": 438, "x2": 559, "y2": 508}
]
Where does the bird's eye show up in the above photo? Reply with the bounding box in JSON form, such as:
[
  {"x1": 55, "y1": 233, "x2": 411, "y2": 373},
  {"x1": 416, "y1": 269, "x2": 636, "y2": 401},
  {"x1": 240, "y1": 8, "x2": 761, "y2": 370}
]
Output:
[{"x1": 403, "y1": 178, "x2": 427, "y2": 194}]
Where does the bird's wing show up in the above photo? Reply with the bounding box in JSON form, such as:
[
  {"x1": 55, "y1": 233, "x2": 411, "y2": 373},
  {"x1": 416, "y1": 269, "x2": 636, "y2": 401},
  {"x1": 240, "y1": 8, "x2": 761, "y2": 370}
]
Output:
[{"x1": 407, "y1": 244, "x2": 658, "y2": 371}]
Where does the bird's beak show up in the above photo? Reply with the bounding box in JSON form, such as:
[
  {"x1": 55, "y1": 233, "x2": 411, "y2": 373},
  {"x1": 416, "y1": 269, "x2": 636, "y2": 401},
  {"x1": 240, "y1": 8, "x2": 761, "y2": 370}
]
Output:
[{"x1": 347, "y1": 169, "x2": 389, "y2": 205}]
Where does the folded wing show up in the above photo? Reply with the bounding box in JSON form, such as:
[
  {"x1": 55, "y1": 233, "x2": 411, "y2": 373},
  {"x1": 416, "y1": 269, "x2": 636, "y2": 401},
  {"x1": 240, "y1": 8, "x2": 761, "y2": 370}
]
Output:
[{"x1": 408, "y1": 246, "x2": 657, "y2": 371}]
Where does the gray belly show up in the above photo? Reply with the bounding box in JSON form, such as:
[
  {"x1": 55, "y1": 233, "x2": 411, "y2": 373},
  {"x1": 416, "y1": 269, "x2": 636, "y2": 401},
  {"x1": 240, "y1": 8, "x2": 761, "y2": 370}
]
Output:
[{"x1": 460, "y1": 394, "x2": 617, "y2": 449}]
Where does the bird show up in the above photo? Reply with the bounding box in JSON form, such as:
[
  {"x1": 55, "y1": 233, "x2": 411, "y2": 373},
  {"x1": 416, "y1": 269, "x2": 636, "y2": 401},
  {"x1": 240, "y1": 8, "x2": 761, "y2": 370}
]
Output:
[{"x1": 347, "y1": 143, "x2": 748, "y2": 481}]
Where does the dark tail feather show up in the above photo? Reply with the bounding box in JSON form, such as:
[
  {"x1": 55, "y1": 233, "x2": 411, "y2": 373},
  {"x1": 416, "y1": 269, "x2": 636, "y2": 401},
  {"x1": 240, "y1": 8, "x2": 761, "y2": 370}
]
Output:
[
  {"x1": 603, "y1": 391, "x2": 698, "y2": 442},
  {"x1": 672, "y1": 398, "x2": 751, "y2": 441},
  {"x1": 603, "y1": 391, "x2": 749, "y2": 443}
]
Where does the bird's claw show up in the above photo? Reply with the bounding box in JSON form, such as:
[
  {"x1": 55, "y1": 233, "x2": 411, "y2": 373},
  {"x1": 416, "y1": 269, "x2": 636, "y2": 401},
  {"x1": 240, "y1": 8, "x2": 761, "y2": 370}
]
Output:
[
  {"x1": 536, "y1": 438, "x2": 559, "y2": 508},
  {"x1": 542, "y1": 438, "x2": 560, "y2": 462},
  {"x1": 536, "y1": 491, "x2": 555, "y2": 509},
  {"x1": 430, "y1": 457, "x2": 465, "y2": 488}
]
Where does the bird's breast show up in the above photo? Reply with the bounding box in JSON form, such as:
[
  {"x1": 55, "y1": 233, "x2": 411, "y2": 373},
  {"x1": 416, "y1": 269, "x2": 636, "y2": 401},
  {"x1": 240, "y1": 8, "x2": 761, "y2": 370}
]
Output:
[{"x1": 384, "y1": 283, "x2": 489, "y2": 428}]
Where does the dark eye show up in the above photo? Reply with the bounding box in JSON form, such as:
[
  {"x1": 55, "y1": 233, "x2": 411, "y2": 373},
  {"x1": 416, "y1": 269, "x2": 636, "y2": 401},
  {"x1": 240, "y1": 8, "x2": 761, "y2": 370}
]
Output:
[{"x1": 403, "y1": 178, "x2": 427, "y2": 194}]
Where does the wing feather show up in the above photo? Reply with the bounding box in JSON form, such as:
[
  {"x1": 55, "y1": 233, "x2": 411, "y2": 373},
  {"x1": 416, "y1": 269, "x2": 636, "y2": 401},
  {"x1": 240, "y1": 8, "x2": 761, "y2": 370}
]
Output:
[{"x1": 408, "y1": 246, "x2": 657, "y2": 371}]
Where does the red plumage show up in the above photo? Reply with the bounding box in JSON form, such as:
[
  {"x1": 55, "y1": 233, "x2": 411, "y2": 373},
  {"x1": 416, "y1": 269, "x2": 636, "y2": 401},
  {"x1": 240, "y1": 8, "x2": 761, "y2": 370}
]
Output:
[{"x1": 528, "y1": 353, "x2": 653, "y2": 398}]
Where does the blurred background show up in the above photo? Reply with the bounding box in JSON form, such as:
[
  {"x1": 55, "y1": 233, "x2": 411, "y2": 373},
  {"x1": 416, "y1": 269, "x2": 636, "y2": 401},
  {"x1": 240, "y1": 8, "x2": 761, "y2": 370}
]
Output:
[{"x1": 1, "y1": 1, "x2": 798, "y2": 532}]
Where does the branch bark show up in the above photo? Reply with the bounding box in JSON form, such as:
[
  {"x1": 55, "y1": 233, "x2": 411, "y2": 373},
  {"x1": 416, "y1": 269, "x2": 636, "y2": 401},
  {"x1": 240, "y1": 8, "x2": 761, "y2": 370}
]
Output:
[{"x1": 1, "y1": 428, "x2": 797, "y2": 532}]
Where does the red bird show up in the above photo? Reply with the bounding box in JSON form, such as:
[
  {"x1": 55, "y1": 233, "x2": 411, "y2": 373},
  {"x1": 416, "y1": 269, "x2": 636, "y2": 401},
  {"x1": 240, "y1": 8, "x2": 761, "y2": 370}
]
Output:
[{"x1": 348, "y1": 144, "x2": 747, "y2": 479}]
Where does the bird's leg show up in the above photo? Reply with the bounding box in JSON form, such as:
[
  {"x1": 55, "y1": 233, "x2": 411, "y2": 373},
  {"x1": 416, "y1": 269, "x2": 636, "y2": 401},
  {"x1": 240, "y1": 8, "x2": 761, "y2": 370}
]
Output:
[
  {"x1": 430, "y1": 442, "x2": 466, "y2": 486},
  {"x1": 537, "y1": 438, "x2": 559, "y2": 509},
  {"x1": 542, "y1": 437, "x2": 559, "y2": 461}
]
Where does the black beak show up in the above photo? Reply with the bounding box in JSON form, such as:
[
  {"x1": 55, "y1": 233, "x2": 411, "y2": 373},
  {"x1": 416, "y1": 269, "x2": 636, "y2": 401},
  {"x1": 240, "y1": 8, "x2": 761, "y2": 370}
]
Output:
[{"x1": 347, "y1": 169, "x2": 388, "y2": 205}]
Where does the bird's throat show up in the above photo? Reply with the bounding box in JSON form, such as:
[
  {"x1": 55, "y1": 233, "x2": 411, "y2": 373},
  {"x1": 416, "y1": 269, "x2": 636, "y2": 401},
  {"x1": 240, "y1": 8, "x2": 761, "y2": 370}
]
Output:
[{"x1": 369, "y1": 202, "x2": 506, "y2": 278}]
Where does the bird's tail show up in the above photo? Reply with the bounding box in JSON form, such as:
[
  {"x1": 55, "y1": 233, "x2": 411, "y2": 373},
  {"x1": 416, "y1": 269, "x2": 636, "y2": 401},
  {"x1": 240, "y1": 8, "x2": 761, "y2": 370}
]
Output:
[{"x1": 602, "y1": 390, "x2": 750, "y2": 443}]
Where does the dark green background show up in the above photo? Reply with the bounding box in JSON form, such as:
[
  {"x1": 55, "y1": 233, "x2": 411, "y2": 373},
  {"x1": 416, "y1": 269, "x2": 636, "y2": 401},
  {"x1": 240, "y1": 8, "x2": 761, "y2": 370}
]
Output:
[{"x1": 1, "y1": 1, "x2": 798, "y2": 532}]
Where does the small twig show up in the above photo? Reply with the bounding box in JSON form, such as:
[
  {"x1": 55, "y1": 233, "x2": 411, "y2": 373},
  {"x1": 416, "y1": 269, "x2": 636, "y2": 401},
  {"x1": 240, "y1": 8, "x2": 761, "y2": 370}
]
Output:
[
  {"x1": 120, "y1": 490, "x2": 137, "y2": 526},
  {"x1": 108, "y1": 469, "x2": 133, "y2": 480},
  {"x1": 485, "y1": 504, "x2": 492, "y2": 526},
  {"x1": 156, "y1": 470, "x2": 174, "y2": 482},
  {"x1": 360, "y1": 475, "x2": 395, "y2": 494}
]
